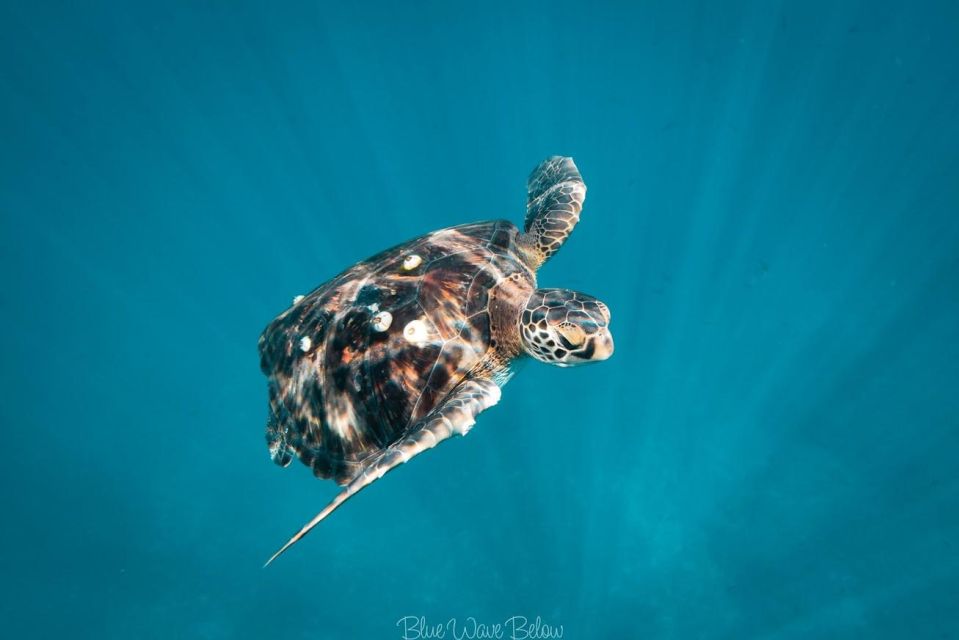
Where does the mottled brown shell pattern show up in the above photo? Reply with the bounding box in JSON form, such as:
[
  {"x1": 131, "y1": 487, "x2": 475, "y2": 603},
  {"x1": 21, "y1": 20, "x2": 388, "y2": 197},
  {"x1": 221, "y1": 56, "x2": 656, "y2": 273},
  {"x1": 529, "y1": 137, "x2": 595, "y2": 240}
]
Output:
[{"x1": 258, "y1": 220, "x2": 534, "y2": 485}]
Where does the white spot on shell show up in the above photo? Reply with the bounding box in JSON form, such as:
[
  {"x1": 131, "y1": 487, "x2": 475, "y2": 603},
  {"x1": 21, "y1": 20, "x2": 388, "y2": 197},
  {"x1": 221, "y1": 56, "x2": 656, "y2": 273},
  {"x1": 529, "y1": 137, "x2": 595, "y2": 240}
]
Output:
[
  {"x1": 292, "y1": 294, "x2": 305, "y2": 305},
  {"x1": 403, "y1": 319, "x2": 429, "y2": 343},
  {"x1": 371, "y1": 311, "x2": 393, "y2": 332},
  {"x1": 298, "y1": 336, "x2": 312, "y2": 352},
  {"x1": 402, "y1": 254, "x2": 423, "y2": 270}
]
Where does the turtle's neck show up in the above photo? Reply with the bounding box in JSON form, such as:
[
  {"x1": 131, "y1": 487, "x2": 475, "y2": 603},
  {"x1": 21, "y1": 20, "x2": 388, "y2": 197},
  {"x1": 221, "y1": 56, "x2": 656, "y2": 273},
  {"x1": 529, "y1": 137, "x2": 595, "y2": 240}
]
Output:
[{"x1": 488, "y1": 271, "x2": 535, "y2": 362}]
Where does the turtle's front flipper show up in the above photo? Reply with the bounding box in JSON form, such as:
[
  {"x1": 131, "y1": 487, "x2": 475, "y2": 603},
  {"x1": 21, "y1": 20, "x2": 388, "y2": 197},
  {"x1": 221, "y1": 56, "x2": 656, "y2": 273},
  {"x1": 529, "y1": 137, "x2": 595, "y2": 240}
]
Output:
[
  {"x1": 522, "y1": 156, "x2": 587, "y2": 268},
  {"x1": 264, "y1": 378, "x2": 502, "y2": 566}
]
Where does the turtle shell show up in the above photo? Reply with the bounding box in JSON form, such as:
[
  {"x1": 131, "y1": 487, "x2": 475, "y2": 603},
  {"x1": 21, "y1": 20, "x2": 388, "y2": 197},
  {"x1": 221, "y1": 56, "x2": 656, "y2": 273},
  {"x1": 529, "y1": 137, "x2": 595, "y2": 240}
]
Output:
[{"x1": 259, "y1": 219, "x2": 532, "y2": 485}]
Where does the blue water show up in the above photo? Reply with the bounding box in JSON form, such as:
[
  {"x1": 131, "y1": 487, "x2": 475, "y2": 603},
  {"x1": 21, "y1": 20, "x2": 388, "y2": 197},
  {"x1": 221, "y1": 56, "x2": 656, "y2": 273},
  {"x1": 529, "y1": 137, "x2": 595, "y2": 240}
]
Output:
[{"x1": 2, "y1": 1, "x2": 958, "y2": 638}]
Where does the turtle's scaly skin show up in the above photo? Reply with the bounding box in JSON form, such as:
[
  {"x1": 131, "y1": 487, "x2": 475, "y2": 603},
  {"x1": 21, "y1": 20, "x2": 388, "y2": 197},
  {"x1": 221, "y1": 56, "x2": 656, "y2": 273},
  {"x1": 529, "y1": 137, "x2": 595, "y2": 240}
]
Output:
[
  {"x1": 523, "y1": 154, "x2": 587, "y2": 268},
  {"x1": 259, "y1": 220, "x2": 534, "y2": 485}
]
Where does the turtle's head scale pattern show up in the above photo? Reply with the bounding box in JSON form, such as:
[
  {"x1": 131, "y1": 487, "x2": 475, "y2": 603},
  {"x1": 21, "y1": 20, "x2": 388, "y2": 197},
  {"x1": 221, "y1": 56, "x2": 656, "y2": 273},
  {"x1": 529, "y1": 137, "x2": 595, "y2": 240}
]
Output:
[{"x1": 519, "y1": 288, "x2": 614, "y2": 367}]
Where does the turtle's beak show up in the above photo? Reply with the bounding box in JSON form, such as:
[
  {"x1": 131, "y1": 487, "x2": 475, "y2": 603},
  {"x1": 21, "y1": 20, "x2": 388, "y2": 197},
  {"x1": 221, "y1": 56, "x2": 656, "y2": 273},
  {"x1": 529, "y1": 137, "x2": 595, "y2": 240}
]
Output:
[{"x1": 591, "y1": 330, "x2": 614, "y2": 362}]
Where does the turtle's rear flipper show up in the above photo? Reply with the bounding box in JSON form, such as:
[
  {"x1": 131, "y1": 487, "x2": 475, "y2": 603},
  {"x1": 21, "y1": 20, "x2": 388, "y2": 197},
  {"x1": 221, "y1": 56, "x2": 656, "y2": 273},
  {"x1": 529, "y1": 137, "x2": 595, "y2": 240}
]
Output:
[{"x1": 263, "y1": 378, "x2": 502, "y2": 567}]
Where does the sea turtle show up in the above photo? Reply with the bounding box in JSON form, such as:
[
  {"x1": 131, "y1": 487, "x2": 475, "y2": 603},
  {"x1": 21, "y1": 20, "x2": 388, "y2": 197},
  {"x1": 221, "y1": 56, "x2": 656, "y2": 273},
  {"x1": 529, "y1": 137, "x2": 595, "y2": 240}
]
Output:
[{"x1": 259, "y1": 156, "x2": 614, "y2": 565}]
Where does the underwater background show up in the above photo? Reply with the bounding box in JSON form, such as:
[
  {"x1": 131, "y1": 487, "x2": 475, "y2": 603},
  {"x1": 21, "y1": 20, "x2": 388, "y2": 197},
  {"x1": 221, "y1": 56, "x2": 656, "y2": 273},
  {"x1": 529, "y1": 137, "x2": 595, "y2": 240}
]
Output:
[{"x1": 2, "y1": 1, "x2": 958, "y2": 638}]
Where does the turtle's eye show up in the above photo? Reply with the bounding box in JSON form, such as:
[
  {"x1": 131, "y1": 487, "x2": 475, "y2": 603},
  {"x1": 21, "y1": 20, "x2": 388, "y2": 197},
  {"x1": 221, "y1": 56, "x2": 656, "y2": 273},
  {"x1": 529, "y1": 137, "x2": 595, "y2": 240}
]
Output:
[{"x1": 555, "y1": 323, "x2": 586, "y2": 349}]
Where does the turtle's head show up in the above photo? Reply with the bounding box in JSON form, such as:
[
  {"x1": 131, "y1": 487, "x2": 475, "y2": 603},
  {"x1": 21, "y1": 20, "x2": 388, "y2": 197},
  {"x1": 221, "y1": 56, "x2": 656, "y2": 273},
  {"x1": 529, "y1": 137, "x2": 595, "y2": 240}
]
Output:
[{"x1": 520, "y1": 289, "x2": 614, "y2": 367}]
